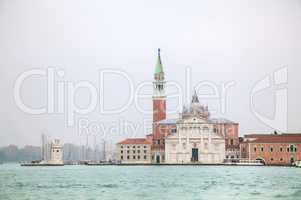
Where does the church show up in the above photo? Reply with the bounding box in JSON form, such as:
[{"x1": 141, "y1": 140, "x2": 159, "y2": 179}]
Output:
[
  {"x1": 164, "y1": 92, "x2": 225, "y2": 164},
  {"x1": 117, "y1": 49, "x2": 239, "y2": 164}
]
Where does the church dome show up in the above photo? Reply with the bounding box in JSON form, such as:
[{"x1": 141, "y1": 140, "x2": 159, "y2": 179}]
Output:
[{"x1": 181, "y1": 90, "x2": 210, "y2": 120}]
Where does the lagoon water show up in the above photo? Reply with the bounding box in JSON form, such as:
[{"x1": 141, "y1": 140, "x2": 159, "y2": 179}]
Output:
[{"x1": 0, "y1": 164, "x2": 301, "y2": 200}]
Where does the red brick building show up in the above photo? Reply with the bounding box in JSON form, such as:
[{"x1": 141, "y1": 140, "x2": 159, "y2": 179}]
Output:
[
  {"x1": 212, "y1": 119, "x2": 240, "y2": 160},
  {"x1": 152, "y1": 48, "x2": 166, "y2": 123},
  {"x1": 151, "y1": 48, "x2": 168, "y2": 163},
  {"x1": 152, "y1": 119, "x2": 177, "y2": 163},
  {"x1": 240, "y1": 133, "x2": 301, "y2": 166}
]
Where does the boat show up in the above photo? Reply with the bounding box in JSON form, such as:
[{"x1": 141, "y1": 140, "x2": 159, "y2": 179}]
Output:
[
  {"x1": 84, "y1": 160, "x2": 117, "y2": 166},
  {"x1": 20, "y1": 160, "x2": 64, "y2": 167},
  {"x1": 237, "y1": 160, "x2": 264, "y2": 166},
  {"x1": 224, "y1": 159, "x2": 264, "y2": 166},
  {"x1": 295, "y1": 160, "x2": 301, "y2": 168}
]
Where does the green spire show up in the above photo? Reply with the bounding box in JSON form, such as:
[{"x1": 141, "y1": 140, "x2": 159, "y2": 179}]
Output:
[{"x1": 155, "y1": 48, "x2": 164, "y2": 75}]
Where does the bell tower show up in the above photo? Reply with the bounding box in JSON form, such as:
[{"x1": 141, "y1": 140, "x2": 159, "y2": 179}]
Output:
[{"x1": 153, "y1": 48, "x2": 166, "y2": 123}]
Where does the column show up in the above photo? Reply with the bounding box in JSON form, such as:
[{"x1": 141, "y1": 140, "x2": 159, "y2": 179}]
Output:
[{"x1": 208, "y1": 129, "x2": 212, "y2": 152}]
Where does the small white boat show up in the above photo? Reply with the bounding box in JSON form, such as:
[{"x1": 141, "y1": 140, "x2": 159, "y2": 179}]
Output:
[
  {"x1": 295, "y1": 160, "x2": 301, "y2": 168},
  {"x1": 224, "y1": 159, "x2": 264, "y2": 166}
]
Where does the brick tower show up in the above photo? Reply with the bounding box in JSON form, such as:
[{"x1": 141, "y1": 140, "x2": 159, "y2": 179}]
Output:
[{"x1": 153, "y1": 48, "x2": 166, "y2": 123}]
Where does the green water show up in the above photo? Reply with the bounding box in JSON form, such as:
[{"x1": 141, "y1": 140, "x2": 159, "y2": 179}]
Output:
[{"x1": 0, "y1": 164, "x2": 301, "y2": 200}]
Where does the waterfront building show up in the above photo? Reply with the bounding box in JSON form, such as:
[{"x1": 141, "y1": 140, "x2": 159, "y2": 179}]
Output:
[
  {"x1": 164, "y1": 92, "x2": 225, "y2": 164},
  {"x1": 152, "y1": 119, "x2": 176, "y2": 163},
  {"x1": 116, "y1": 49, "x2": 239, "y2": 164},
  {"x1": 48, "y1": 139, "x2": 63, "y2": 165},
  {"x1": 240, "y1": 133, "x2": 301, "y2": 166},
  {"x1": 212, "y1": 119, "x2": 239, "y2": 161},
  {"x1": 117, "y1": 138, "x2": 151, "y2": 164}
]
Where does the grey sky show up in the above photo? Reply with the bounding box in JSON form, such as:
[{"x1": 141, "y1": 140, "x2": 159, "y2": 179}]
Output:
[{"x1": 0, "y1": 0, "x2": 301, "y2": 147}]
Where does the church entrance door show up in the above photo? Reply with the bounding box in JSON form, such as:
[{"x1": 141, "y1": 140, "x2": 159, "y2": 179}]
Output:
[
  {"x1": 192, "y1": 148, "x2": 199, "y2": 162},
  {"x1": 156, "y1": 155, "x2": 160, "y2": 164}
]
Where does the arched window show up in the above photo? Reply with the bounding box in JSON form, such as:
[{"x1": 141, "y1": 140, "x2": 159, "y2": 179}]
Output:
[{"x1": 289, "y1": 144, "x2": 296, "y2": 153}]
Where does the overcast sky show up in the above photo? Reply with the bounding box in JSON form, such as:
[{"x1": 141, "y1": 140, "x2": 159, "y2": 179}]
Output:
[{"x1": 0, "y1": 0, "x2": 301, "y2": 147}]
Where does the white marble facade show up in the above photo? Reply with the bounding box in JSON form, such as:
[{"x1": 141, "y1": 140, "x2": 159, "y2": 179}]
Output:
[{"x1": 165, "y1": 92, "x2": 225, "y2": 164}]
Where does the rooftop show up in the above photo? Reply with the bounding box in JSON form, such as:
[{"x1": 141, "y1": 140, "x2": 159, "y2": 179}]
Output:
[
  {"x1": 117, "y1": 138, "x2": 151, "y2": 145},
  {"x1": 244, "y1": 133, "x2": 301, "y2": 143},
  {"x1": 155, "y1": 117, "x2": 237, "y2": 125}
]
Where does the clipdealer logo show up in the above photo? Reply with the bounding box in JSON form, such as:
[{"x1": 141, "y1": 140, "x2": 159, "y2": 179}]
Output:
[
  {"x1": 250, "y1": 67, "x2": 288, "y2": 132},
  {"x1": 14, "y1": 68, "x2": 135, "y2": 127},
  {"x1": 13, "y1": 66, "x2": 235, "y2": 135}
]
